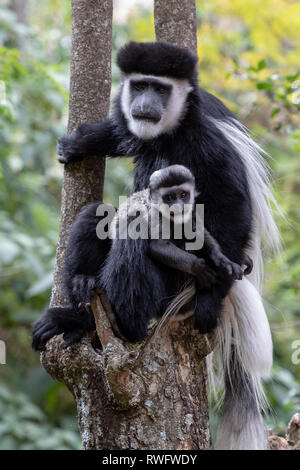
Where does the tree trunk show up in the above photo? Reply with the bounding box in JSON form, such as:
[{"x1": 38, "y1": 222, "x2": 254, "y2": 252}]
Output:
[
  {"x1": 41, "y1": 0, "x2": 212, "y2": 450},
  {"x1": 154, "y1": 0, "x2": 198, "y2": 51},
  {"x1": 51, "y1": 0, "x2": 111, "y2": 307},
  {"x1": 44, "y1": 296, "x2": 213, "y2": 449}
]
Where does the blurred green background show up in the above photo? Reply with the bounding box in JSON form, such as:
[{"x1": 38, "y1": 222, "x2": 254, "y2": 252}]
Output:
[{"x1": 0, "y1": 0, "x2": 299, "y2": 450}]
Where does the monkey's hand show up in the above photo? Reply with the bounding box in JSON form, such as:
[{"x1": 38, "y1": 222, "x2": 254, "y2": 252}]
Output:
[
  {"x1": 57, "y1": 132, "x2": 85, "y2": 164},
  {"x1": 57, "y1": 120, "x2": 122, "y2": 163},
  {"x1": 210, "y1": 252, "x2": 243, "y2": 280},
  {"x1": 32, "y1": 306, "x2": 94, "y2": 351},
  {"x1": 191, "y1": 258, "x2": 216, "y2": 289},
  {"x1": 71, "y1": 274, "x2": 97, "y2": 306}
]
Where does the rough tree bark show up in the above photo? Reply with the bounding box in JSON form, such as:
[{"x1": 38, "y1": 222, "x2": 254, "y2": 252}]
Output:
[
  {"x1": 154, "y1": 0, "x2": 198, "y2": 51},
  {"x1": 41, "y1": 0, "x2": 213, "y2": 450},
  {"x1": 51, "y1": 0, "x2": 111, "y2": 308}
]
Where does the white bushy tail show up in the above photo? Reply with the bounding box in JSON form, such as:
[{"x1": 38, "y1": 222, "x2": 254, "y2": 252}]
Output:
[
  {"x1": 211, "y1": 117, "x2": 281, "y2": 290},
  {"x1": 214, "y1": 279, "x2": 272, "y2": 450},
  {"x1": 208, "y1": 118, "x2": 281, "y2": 450}
]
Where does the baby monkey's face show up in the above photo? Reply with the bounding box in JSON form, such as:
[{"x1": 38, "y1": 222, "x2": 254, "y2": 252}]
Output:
[
  {"x1": 152, "y1": 183, "x2": 195, "y2": 224},
  {"x1": 162, "y1": 186, "x2": 191, "y2": 208}
]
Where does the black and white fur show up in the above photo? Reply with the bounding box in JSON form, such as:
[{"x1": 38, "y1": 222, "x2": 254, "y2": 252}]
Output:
[
  {"x1": 33, "y1": 42, "x2": 280, "y2": 450},
  {"x1": 100, "y1": 164, "x2": 250, "y2": 340}
]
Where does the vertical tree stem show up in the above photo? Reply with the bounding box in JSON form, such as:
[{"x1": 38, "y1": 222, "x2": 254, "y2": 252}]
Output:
[
  {"x1": 51, "y1": 0, "x2": 113, "y2": 308},
  {"x1": 154, "y1": 0, "x2": 198, "y2": 52}
]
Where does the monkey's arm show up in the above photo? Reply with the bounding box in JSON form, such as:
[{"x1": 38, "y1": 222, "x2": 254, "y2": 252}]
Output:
[
  {"x1": 57, "y1": 119, "x2": 125, "y2": 164},
  {"x1": 149, "y1": 239, "x2": 216, "y2": 289}
]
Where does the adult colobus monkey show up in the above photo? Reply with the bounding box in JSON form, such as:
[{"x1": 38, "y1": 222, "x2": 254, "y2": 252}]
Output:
[{"x1": 33, "y1": 42, "x2": 280, "y2": 449}]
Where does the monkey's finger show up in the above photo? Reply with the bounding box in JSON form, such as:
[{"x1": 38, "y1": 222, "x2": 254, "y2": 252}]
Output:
[
  {"x1": 32, "y1": 321, "x2": 53, "y2": 337},
  {"x1": 244, "y1": 264, "x2": 252, "y2": 275},
  {"x1": 243, "y1": 255, "x2": 253, "y2": 275},
  {"x1": 237, "y1": 269, "x2": 244, "y2": 280},
  {"x1": 225, "y1": 263, "x2": 233, "y2": 276},
  {"x1": 56, "y1": 141, "x2": 63, "y2": 156},
  {"x1": 32, "y1": 326, "x2": 60, "y2": 351},
  {"x1": 231, "y1": 264, "x2": 243, "y2": 280},
  {"x1": 62, "y1": 329, "x2": 84, "y2": 348}
]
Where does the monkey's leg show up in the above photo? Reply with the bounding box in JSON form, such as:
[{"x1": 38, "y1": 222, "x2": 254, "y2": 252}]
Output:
[
  {"x1": 194, "y1": 279, "x2": 232, "y2": 334},
  {"x1": 149, "y1": 239, "x2": 216, "y2": 289},
  {"x1": 32, "y1": 202, "x2": 112, "y2": 350}
]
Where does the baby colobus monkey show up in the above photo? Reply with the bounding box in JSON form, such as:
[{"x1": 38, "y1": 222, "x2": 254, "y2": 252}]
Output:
[
  {"x1": 100, "y1": 164, "x2": 252, "y2": 341},
  {"x1": 147, "y1": 165, "x2": 252, "y2": 279}
]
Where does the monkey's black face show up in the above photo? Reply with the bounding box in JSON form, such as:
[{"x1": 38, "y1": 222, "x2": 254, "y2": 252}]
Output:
[
  {"x1": 121, "y1": 74, "x2": 193, "y2": 140},
  {"x1": 130, "y1": 78, "x2": 172, "y2": 124}
]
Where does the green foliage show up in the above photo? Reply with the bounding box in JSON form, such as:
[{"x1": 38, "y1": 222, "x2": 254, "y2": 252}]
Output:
[
  {"x1": 264, "y1": 365, "x2": 300, "y2": 433},
  {"x1": 228, "y1": 60, "x2": 300, "y2": 133},
  {"x1": 0, "y1": 0, "x2": 74, "y2": 450},
  {"x1": 0, "y1": 384, "x2": 80, "y2": 450}
]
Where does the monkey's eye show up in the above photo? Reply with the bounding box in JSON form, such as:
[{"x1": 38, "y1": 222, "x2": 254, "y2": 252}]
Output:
[
  {"x1": 132, "y1": 82, "x2": 146, "y2": 91},
  {"x1": 155, "y1": 85, "x2": 167, "y2": 94},
  {"x1": 165, "y1": 194, "x2": 173, "y2": 203},
  {"x1": 180, "y1": 192, "x2": 187, "y2": 199}
]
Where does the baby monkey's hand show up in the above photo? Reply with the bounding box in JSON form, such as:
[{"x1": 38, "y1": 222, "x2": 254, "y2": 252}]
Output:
[{"x1": 192, "y1": 258, "x2": 216, "y2": 289}]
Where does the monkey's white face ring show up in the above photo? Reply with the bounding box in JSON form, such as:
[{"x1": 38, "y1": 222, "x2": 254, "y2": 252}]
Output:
[{"x1": 121, "y1": 74, "x2": 193, "y2": 140}]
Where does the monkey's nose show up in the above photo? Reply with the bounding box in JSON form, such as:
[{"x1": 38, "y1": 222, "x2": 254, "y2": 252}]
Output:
[{"x1": 131, "y1": 106, "x2": 161, "y2": 123}]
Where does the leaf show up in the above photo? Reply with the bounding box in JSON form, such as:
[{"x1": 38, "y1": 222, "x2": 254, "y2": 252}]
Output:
[
  {"x1": 257, "y1": 59, "x2": 266, "y2": 71},
  {"x1": 286, "y1": 72, "x2": 300, "y2": 82},
  {"x1": 271, "y1": 108, "x2": 280, "y2": 117},
  {"x1": 256, "y1": 81, "x2": 272, "y2": 90}
]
